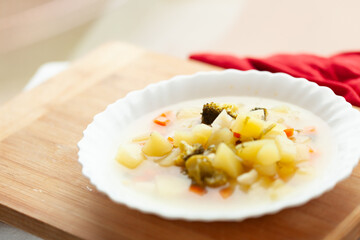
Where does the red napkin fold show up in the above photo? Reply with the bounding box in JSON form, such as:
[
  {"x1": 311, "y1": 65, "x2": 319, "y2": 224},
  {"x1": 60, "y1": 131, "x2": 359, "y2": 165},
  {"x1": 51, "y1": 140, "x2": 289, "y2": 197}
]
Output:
[{"x1": 189, "y1": 52, "x2": 360, "y2": 107}]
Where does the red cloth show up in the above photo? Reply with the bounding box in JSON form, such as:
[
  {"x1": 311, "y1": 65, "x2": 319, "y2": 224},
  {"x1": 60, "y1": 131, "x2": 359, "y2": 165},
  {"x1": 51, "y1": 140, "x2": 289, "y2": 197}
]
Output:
[{"x1": 189, "y1": 52, "x2": 360, "y2": 107}]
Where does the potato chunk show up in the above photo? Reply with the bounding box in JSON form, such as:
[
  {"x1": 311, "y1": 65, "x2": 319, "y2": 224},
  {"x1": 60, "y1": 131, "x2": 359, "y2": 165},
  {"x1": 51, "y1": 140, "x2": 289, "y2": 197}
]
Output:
[
  {"x1": 237, "y1": 169, "x2": 258, "y2": 185},
  {"x1": 262, "y1": 123, "x2": 286, "y2": 139},
  {"x1": 236, "y1": 139, "x2": 272, "y2": 166},
  {"x1": 231, "y1": 114, "x2": 265, "y2": 139},
  {"x1": 173, "y1": 131, "x2": 193, "y2": 147},
  {"x1": 213, "y1": 143, "x2": 242, "y2": 178},
  {"x1": 156, "y1": 148, "x2": 181, "y2": 167},
  {"x1": 116, "y1": 144, "x2": 145, "y2": 169},
  {"x1": 254, "y1": 163, "x2": 277, "y2": 177},
  {"x1": 256, "y1": 141, "x2": 280, "y2": 165},
  {"x1": 192, "y1": 124, "x2": 213, "y2": 145},
  {"x1": 174, "y1": 124, "x2": 212, "y2": 147},
  {"x1": 211, "y1": 110, "x2": 234, "y2": 129},
  {"x1": 207, "y1": 128, "x2": 235, "y2": 146},
  {"x1": 230, "y1": 115, "x2": 246, "y2": 134},
  {"x1": 142, "y1": 131, "x2": 173, "y2": 157},
  {"x1": 241, "y1": 117, "x2": 265, "y2": 139},
  {"x1": 277, "y1": 161, "x2": 297, "y2": 180},
  {"x1": 275, "y1": 135, "x2": 296, "y2": 163}
]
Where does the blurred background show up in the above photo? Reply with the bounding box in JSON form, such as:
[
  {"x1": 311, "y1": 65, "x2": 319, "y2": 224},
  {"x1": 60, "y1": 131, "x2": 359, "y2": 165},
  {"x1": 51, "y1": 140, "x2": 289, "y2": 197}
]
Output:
[
  {"x1": 0, "y1": 0, "x2": 360, "y2": 238},
  {"x1": 1, "y1": 0, "x2": 360, "y2": 106}
]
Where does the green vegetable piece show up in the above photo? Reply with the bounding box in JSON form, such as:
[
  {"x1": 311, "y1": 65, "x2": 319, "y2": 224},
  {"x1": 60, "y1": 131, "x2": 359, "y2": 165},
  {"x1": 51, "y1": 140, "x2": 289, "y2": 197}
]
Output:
[
  {"x1": 201, "y1": 102, "x2": 238, "y2": 125},
  {"x1": 259, "y1": 123, "x2": 277, "y2": 139},
  {"x1": 185, "y1": 155, "x2": 228, "y2": 187},
  {"x1": 175, "y1": 141, "x2": 204, "y2": 166}
]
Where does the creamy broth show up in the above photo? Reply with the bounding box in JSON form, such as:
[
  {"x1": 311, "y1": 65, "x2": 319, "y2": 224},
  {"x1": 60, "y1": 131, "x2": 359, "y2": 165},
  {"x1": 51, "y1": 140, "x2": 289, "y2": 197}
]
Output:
[{"x1": 116, "y1": 96, "x2": 335, "y2": 208}]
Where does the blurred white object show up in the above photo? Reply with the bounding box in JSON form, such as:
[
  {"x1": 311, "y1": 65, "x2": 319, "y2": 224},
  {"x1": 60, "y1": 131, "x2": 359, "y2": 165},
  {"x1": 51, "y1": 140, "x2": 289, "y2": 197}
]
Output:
[
  {"x1": 0, "y1": 222, "x2": 41, "y2": 240},
  {"x1": 71, "y1": 0, "x2": 246, "y2": 58},
  {"x1": 25, "y1": 62, "x2": 69, "y2": 90},
  {"x1": 0, "y1": 0, "x2": 127, "y2": 54}
]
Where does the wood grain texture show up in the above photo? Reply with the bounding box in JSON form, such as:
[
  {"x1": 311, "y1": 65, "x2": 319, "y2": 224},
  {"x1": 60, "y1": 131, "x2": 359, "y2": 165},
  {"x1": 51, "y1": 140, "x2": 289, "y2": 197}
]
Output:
[{"x1": 0, "y1": 42, "x2": 359, "y2": 240}]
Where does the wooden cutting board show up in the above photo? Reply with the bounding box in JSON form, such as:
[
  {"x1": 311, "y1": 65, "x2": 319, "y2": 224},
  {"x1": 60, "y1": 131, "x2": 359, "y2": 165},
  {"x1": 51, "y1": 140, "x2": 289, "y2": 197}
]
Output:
[{"x1": 0, "y1": 42, "x2": 359, "y2": 240}]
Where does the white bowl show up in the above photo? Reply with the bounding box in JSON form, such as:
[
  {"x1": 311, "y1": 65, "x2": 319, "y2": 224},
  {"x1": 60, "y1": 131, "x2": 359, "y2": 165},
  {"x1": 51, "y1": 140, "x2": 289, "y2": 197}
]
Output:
[{"x1": 78, "y1": 69, "x2": 360, "y2": 221}]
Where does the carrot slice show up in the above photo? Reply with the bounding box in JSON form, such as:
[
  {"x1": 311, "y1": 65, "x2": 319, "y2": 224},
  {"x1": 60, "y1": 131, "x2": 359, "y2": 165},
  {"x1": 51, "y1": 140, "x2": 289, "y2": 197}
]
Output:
[
  {"x1": 153, "y1": 112, "x2": 172, "y2": 126},
  {"x1": 284, "y1": 128, "x2": 294, "y2": 138},
  {"x1": 219, "y1": 186, "x2": 234, "y2": 199},
  {"x1": 167, "y1": 136, "x2": 174, "y2": 144},
  {"x1": 189, "y1": 185, "x2": 207, "y2": 196},
  {"x1": 233, "y1": 132, "x2": 241, "y2": 138},
  {"x1": 153, "y1": 116, "x2": 170, "y2": 126}
]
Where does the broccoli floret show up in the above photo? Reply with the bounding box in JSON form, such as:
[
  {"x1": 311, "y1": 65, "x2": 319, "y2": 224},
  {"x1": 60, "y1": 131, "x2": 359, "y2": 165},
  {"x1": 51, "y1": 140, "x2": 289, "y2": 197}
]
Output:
[
  {"x1": 175, "y1": 141, "x2": 204, "y2": 166},
  {"x1": 201, "y1": 102, "x2": 222, "y2": 125},
  {"x1": 185, "y1": 155, "x2": 228, "y2": 187},
  {"x1": 201, "y1": 102, "x2": 238, "y2": 125},
  {"x1": 174, "y1": 142, "x2": 228, "y2": 187}
]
